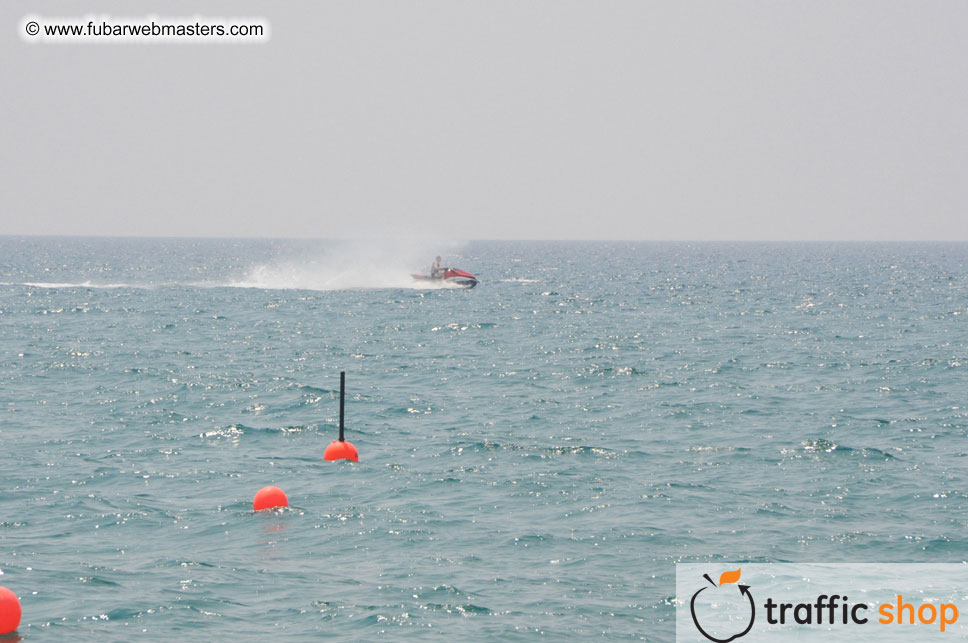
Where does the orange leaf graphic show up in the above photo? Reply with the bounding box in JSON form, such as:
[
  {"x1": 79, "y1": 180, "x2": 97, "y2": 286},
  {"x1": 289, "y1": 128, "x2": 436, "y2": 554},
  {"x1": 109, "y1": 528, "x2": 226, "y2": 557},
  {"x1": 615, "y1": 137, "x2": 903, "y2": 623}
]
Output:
[{"x1": 718, "y1": 568, "x2": 741, "y2": 586}]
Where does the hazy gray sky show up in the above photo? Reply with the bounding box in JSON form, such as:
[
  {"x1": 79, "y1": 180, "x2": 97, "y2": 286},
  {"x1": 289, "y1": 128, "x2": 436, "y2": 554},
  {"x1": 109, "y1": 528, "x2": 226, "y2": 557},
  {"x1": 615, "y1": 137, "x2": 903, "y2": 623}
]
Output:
[{"x1": 2, "y1": 1, "x2": 966, "y2": 240}]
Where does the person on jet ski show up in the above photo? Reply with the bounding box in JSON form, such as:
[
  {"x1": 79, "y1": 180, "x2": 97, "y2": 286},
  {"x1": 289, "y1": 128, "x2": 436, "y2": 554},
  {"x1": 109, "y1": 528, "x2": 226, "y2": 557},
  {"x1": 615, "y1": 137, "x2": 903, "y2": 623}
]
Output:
[{"x1": 431, "y1": 256, "x2": 443, "y2": 278}]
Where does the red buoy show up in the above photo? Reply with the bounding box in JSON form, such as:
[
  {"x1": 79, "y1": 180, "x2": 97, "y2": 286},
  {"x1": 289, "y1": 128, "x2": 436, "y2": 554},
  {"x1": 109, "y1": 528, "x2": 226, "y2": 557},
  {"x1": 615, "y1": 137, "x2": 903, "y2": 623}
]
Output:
[
  {"x1": 0, "y1": 585, "x2": 21, "y2": 636},
  {"x1": 324, "y1": 440, "x2": 358, "y2": 461},
  {"x1": 325, "y1": 371, "x2": 359, "y2": 462},
  {"x1": 253, "y1": 486, "x2": 288, "y2": 511}
]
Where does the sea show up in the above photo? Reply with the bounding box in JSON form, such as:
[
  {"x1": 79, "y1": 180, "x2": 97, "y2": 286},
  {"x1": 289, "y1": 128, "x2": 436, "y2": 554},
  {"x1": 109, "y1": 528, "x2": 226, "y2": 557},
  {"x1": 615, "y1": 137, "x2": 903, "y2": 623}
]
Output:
[{"x1": 0, "y1": 237, "x2": 965, "y2": 641}]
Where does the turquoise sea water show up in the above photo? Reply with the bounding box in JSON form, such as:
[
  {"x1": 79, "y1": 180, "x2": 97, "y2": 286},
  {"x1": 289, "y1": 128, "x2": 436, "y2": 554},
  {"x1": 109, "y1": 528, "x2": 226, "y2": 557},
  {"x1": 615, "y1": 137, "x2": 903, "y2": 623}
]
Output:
[{"x1": 0, "y1": 238, "x2": 966, "y2": 640}]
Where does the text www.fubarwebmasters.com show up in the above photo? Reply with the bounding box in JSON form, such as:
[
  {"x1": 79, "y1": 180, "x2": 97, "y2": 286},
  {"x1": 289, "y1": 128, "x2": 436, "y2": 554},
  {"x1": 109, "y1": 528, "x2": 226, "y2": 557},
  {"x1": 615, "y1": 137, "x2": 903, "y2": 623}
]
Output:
[{"x1": 21, "y1": 15, "x2": 270, "y2": 43}]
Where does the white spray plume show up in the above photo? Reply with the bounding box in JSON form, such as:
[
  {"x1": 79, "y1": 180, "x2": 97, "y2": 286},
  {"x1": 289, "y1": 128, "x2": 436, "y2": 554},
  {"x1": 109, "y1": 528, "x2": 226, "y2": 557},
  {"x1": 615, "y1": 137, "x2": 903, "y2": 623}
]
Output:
[{"x1": 231, "y1": 238, "x2": 469, "y2": 291}]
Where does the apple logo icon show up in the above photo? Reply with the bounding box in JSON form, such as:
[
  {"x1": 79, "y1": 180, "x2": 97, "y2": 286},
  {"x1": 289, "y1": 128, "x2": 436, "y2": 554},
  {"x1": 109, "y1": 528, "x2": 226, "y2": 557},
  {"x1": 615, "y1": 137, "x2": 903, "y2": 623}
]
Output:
[{"x1": 689, "y1": 568, "x2": 755, "y2": 642}]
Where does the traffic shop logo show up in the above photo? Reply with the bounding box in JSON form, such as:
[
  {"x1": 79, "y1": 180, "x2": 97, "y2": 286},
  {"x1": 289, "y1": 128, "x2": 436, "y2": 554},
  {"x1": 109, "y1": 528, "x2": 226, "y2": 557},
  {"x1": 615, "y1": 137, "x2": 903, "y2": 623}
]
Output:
[{"x1": 689, "y1": 568, "x2": 755, "y2": 642}]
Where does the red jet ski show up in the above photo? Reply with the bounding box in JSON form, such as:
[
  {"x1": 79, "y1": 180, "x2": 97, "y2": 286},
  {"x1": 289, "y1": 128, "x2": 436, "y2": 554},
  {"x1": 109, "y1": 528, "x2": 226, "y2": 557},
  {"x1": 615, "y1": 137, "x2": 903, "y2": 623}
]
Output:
[{"x1": 410, "y1": 267, "x2": 479, "y2": 288}]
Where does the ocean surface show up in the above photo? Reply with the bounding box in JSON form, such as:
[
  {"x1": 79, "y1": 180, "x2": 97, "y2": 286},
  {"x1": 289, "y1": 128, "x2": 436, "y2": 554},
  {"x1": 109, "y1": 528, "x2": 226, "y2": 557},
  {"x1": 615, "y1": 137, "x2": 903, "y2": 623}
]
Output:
[{"x1": 0, "y1": 237, "x2": 966, "y2": 641}]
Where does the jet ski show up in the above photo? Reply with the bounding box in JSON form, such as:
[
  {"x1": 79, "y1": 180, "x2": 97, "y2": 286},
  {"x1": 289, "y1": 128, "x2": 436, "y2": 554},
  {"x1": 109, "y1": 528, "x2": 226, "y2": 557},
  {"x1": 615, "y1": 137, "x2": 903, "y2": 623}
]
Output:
[{"x1": 410, "y1": 268, "x2": 479, "y2": 288}]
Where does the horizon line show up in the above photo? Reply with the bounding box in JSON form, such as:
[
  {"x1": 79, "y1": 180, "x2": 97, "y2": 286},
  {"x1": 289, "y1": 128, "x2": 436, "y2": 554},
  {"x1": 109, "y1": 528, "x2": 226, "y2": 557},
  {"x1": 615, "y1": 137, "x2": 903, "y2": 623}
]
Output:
[{"x1": 3, "y1": 234, "x2": 967, "y2": 244}]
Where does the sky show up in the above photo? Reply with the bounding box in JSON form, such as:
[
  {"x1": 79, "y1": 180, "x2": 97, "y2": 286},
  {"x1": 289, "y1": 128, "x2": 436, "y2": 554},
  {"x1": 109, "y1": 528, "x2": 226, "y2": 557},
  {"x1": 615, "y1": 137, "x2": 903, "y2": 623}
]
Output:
[{"x1": 2, "y1": 1, "x2": 966, "y2": 241}]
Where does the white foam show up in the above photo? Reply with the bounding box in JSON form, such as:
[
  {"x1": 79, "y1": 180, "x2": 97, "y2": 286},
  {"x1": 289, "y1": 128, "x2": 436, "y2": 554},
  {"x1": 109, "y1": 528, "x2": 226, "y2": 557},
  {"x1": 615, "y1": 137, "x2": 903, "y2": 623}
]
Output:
[
  {"x1": 1, "y1": 281, "x2": 151, "y2": 289},
  {"x1": 0, "y1": 277, "x2": 464, "y2": 292},
  {"x1": 0, "y1": 240, "x2": 475, "y2": 292},
  {"x1": 226, "y1": 240, "x2": 471, "y2": 291}
]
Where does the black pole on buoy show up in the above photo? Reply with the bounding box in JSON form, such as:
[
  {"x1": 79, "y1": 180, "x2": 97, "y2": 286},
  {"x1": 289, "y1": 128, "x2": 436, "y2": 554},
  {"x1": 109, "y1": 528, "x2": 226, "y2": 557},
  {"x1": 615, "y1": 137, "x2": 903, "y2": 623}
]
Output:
[
  {"x1": 324, "y1": 370, "x2": 358, "y2": 461},
  {"x1": 339, "y1": 370, "x2": 345, "y2": 442}
]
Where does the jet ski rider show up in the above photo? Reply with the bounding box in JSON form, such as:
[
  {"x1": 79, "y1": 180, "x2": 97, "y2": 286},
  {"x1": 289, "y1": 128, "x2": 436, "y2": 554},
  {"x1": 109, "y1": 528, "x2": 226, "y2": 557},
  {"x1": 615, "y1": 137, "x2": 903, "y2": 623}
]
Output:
[{"x1": 431, "y1": 256, "x2": 443, "y2": 278}]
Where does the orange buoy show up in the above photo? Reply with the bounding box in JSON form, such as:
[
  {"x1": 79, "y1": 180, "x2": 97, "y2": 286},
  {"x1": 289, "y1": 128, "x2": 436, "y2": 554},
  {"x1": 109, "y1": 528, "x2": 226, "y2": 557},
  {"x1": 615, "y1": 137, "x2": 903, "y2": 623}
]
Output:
[
  {"x1": 324, "y1": 371, "x2": 359, "y2": 462},
  {"x1": 253, "y1": 486, "x2": 288, "y2": 511},
  {"x1": 324, "y1": 439, "x2": 358, "y2": 461},
  {"x1": 0, "y1": 585, "x2": 21, "y2": 636}
]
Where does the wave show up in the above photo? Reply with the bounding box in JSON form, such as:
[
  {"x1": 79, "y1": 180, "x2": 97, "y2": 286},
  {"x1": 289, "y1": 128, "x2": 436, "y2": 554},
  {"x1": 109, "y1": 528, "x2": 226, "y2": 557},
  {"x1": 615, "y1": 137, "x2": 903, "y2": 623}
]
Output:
[
  {"x1": 224, "y1": 266, "x2": 465, "y2": 292},
  {"x1": 0, "y1": 277, "x2": 467, "y2": 292},
  {"x1": 0, "y1": 281, "x2": 152, "y2": 289},
  {"x1": 1, "y1": 240, "x2": 474, "y2": 292}
]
